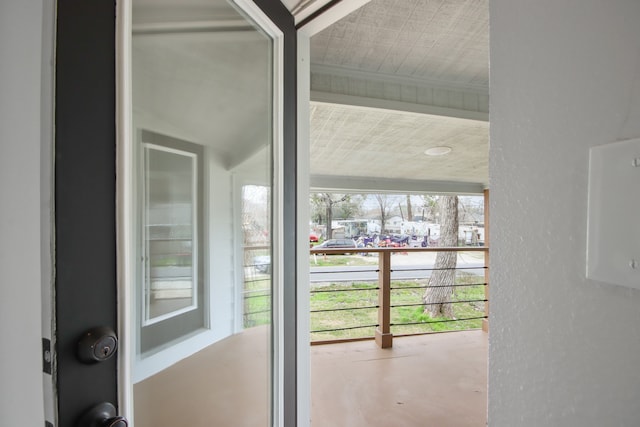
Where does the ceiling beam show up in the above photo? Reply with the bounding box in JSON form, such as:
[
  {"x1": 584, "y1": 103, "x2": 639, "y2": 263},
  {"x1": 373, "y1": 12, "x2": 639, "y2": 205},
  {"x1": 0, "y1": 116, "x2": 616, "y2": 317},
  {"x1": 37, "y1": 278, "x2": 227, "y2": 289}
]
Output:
[
  {"x1": 312, "y1": 63, "x2": 488, "y2": 95},
  {"x1": 132, "y1": 20, "x2": 253, "y2": 34},
  {"x1": 310, "y1": 63, "x2": 489, "y2": 122},
  {"x1": 310, "y1": 175, "x2": 486, "y2": 195},
  {"x1": 311, "y1": 91, "x2": 489, "y2": 122},
  {"x1": 294, "y1": 0, "x2": 371, "y2": 33}
]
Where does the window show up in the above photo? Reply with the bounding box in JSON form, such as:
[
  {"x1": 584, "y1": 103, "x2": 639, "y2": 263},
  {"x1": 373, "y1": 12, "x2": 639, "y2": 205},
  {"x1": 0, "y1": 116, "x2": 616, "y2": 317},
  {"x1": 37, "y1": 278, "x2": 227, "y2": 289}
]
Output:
[{"x1": 138, "y1": 130, "x2": 205, "y2": 354}]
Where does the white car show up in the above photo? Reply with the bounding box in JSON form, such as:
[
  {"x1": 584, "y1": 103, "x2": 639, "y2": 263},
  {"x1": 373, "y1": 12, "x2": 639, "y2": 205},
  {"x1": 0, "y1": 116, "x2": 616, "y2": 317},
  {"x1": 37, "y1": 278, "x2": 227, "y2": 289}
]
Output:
[{"x1": 253, "y1": 255, "x2": 271, "y2": 273}]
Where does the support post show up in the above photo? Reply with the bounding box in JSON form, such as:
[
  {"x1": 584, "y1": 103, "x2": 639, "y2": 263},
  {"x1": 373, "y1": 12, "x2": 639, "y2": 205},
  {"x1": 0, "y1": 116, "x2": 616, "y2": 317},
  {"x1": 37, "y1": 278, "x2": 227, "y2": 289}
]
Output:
[
  {"x1": 482, "y1": 189, "x2": 490, "y2": 333},
  {"x1": 375, "y1": 250, "x2": 393, "y2": 348}
]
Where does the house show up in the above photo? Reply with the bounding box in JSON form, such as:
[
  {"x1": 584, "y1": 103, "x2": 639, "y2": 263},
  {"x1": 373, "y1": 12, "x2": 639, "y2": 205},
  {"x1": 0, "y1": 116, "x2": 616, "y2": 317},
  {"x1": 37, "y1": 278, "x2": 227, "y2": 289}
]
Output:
[{"x1": 3, "y1": 0, "x2": 640, "y2": 426}]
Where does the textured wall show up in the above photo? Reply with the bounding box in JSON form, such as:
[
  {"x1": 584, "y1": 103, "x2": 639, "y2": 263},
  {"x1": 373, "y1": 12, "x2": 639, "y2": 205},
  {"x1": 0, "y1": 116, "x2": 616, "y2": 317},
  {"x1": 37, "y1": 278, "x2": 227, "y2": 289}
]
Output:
[{"x1": 489, "y1": 0, "x2": 640, "y2": 425}]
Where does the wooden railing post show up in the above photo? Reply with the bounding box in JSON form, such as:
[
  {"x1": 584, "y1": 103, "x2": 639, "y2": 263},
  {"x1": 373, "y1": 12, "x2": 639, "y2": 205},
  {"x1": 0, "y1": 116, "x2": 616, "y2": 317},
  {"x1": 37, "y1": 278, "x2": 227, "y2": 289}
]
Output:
[
  {"x1": 375, "y1": 250, "x2": 393, "y2": 348},
  {"x1": 483, "y1": 189, "x2": 490, "y2": 333}
]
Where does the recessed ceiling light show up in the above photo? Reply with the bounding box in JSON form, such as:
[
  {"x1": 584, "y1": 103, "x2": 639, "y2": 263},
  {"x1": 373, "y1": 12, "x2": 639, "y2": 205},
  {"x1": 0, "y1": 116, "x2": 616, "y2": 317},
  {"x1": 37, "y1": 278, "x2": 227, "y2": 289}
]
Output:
[{"x1": 424, "y1": 146, "x2": 452, "y2": 156}]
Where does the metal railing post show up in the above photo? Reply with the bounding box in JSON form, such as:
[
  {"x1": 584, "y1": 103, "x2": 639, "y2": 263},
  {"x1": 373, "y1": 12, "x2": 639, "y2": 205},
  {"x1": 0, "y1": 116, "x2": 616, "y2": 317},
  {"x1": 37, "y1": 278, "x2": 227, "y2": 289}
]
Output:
[{"x1": 375, "y1": 250, "x2": 393, "y2": 348}]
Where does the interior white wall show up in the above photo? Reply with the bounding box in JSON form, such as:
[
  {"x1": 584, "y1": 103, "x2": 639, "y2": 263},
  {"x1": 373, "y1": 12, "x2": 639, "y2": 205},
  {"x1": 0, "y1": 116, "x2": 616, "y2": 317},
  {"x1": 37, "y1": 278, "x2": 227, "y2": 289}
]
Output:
[
  {"x1": 0, "y1": 1, "x2": 46, "y2": 425},
  {"x1": 206, "y1": 148, "x2": 235, "y2": 336},
  {"x1": 489, "y1": 1, "x2": 640, "y2": 425}
]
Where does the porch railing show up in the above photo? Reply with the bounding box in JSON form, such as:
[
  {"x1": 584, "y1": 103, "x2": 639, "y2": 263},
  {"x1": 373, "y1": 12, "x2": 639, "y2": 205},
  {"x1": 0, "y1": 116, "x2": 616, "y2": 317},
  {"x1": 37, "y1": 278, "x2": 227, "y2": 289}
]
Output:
[
  {"x1": 308, "y1": 246, "x2": 489, "y2": 348},
  {"x1": 242, "y1": 245, "x2": 271, "y2": 327},
  {"x1": 241, "y1": 245, "x2": 489, "y2": 348}
]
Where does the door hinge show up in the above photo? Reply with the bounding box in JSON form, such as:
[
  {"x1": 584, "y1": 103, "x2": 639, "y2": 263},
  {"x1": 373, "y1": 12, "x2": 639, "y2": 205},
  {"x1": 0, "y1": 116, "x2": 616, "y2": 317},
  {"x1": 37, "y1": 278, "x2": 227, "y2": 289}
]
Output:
[{"x1": 42, "y1": 338, "x2": 52, "y2": 374}]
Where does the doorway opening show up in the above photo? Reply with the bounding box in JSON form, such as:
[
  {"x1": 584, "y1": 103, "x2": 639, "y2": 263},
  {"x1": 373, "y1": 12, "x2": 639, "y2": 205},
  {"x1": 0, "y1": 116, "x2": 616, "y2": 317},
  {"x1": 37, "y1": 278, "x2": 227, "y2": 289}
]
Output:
[{"x1": 301, "y1": 1, "x2": 489, "y2": 425}]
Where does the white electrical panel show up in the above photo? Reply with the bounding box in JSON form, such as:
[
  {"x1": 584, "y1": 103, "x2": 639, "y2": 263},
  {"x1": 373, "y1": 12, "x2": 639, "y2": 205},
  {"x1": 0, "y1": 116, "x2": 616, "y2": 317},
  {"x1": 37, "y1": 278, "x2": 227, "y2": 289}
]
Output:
[{"x1": 586, "y1": 138, "x2": 640, "y2": 289}]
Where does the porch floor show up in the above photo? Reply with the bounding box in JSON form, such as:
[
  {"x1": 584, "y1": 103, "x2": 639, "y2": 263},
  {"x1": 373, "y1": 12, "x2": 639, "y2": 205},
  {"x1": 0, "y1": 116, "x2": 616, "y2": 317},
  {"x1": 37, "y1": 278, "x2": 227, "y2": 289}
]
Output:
[
  {"x1": 134, "y1": 328, "x2": 487, "y2": 426},
  {"x1": 311, "y1": 331, "x2": 488, "y2": 427}
]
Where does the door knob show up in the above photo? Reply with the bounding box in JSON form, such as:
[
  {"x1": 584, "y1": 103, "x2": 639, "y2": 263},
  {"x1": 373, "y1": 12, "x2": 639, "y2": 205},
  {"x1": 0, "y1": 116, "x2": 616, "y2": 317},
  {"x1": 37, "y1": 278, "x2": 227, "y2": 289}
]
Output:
[{"x1": 78, "y1": 402, "x2": 128, "y2": 427}]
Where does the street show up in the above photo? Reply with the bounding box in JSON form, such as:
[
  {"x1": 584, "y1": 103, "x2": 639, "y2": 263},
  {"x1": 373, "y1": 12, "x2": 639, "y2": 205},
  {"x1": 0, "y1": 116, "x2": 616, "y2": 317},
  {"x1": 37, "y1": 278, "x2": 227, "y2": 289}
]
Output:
[{"x1": 309, "y1": 252, "x2": 485, "y2": 283}]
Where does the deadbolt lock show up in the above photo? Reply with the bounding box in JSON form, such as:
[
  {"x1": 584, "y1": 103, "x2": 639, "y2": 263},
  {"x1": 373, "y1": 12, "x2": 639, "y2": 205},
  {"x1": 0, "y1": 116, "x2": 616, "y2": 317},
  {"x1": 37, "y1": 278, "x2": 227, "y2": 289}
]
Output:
[{"x1": 77, "y1": 326, "x2": 118, "y2": 364}]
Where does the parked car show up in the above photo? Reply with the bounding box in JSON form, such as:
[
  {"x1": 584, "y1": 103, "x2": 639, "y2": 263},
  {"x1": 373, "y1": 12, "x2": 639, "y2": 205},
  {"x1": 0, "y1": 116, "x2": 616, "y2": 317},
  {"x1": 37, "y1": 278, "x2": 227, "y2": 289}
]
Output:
[
  {"x1": 309, "y1": 233, "x2": 319, "y2": 242},
  {"x1": 253, "y1": 255, "x2": 271, "y2": 273},
  {"x1": 314, "y1": 238, "x2": 357, "y2": 249}
]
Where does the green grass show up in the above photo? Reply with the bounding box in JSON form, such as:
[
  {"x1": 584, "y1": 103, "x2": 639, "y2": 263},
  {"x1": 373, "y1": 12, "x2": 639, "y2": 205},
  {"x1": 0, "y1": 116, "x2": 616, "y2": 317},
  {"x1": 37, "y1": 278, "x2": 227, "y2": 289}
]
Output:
[
  {"x1": 310, "y1": 273, "x2": 485, "y2": 341},
  {"x1": 242, "y1": 257, "x2": 486, "y2": 340},
  {"x1": 309, "y1": 254, "x2": 378, "y2": 267},
  {"x1": 242, "y1": 252, "x2": 271, "y2": 327}
]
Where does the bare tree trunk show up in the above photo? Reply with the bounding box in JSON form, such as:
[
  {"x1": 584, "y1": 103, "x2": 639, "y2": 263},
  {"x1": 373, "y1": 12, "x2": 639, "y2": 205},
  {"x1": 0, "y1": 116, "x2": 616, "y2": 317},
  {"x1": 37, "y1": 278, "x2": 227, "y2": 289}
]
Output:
[
  {"x1": 374, "y1": 194, "x2": 390, "y2": 233},
  {"x1": 325, "y1": 200, "x2": 333, "y2": 240},
  {"x1": 406, "y1": 194, "x2": 413, "y2": 221},
  {"x1": 423, "y1": 196, "x2": 458, "y2": 318},
  {"x1": 323, "y1": 193, "x2": 348, "y2": 240}
]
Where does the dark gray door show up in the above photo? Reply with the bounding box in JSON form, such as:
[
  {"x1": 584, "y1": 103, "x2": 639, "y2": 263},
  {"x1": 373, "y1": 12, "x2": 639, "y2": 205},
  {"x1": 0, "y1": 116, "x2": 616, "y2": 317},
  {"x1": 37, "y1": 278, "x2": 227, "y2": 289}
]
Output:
[
  {"x1": 54, "y1": 0, "x2": 298, "y2": 425},
  {"x1": 54, "y1": 1, "x2": 118, "y2": 425}
]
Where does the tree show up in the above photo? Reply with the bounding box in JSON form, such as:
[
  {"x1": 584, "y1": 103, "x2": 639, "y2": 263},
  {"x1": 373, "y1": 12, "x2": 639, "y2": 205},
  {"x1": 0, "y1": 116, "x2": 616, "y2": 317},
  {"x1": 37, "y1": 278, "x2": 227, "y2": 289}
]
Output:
[
  {"x1": 309, "y1": 193, "x2": 326, "y2": 225},
  {"x1": 419, "y1": 195, "x2": 438, "y2": 222},
  {"x1": 311, "y1": 193, "x2": 349, "y2": 239},
  {"x1": 405, "y1": 194, "x2": 413, "y2": 221},
  {"x1": 423, "y1": 195, "x2": 458, "y2": 318},
  {"x1": 374, "y1": 194, "x2": 394, "y2": 233},
  {"x1": 335, "y1": 194, "x2": 363, "y2": 220},
  {"x1": 458, "y1": 195, "x2": 484, "y2": 225}
]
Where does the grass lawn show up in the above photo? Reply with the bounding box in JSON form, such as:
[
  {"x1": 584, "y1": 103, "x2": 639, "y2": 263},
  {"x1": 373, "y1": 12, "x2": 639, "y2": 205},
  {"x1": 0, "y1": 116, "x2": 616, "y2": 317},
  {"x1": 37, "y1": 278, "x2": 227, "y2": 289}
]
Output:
[
  {"x1": 243, "y1": 252, "x2": 487, "y2": 342},
  {"x1": 310, "y1": 273, "x2": 485, "y2": 341},
  {"x1": 243, "y1": 279, "x2": 271, "y2": 327},
  {"x1": 309, "y1": 254, "x2": 378, "y2": 267}
]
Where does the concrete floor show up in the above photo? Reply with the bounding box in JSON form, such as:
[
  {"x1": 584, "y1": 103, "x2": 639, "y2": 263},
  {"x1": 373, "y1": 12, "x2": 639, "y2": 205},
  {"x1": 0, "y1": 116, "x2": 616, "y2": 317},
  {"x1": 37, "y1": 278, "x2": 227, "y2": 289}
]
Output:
[
  {"x1": 134, "y1": 329, "x2": 487, "y2": 426},
  {"x1": 311, "y1": 331, "x2": 488, "y2": 427}
]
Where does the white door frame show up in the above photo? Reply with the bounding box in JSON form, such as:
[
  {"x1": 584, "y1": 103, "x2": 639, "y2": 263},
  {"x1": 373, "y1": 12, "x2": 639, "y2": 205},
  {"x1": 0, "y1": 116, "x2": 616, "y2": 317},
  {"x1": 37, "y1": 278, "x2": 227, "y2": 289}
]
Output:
[{"x1": 294, "y1": 2, "x2": 371, "y2": 425}]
